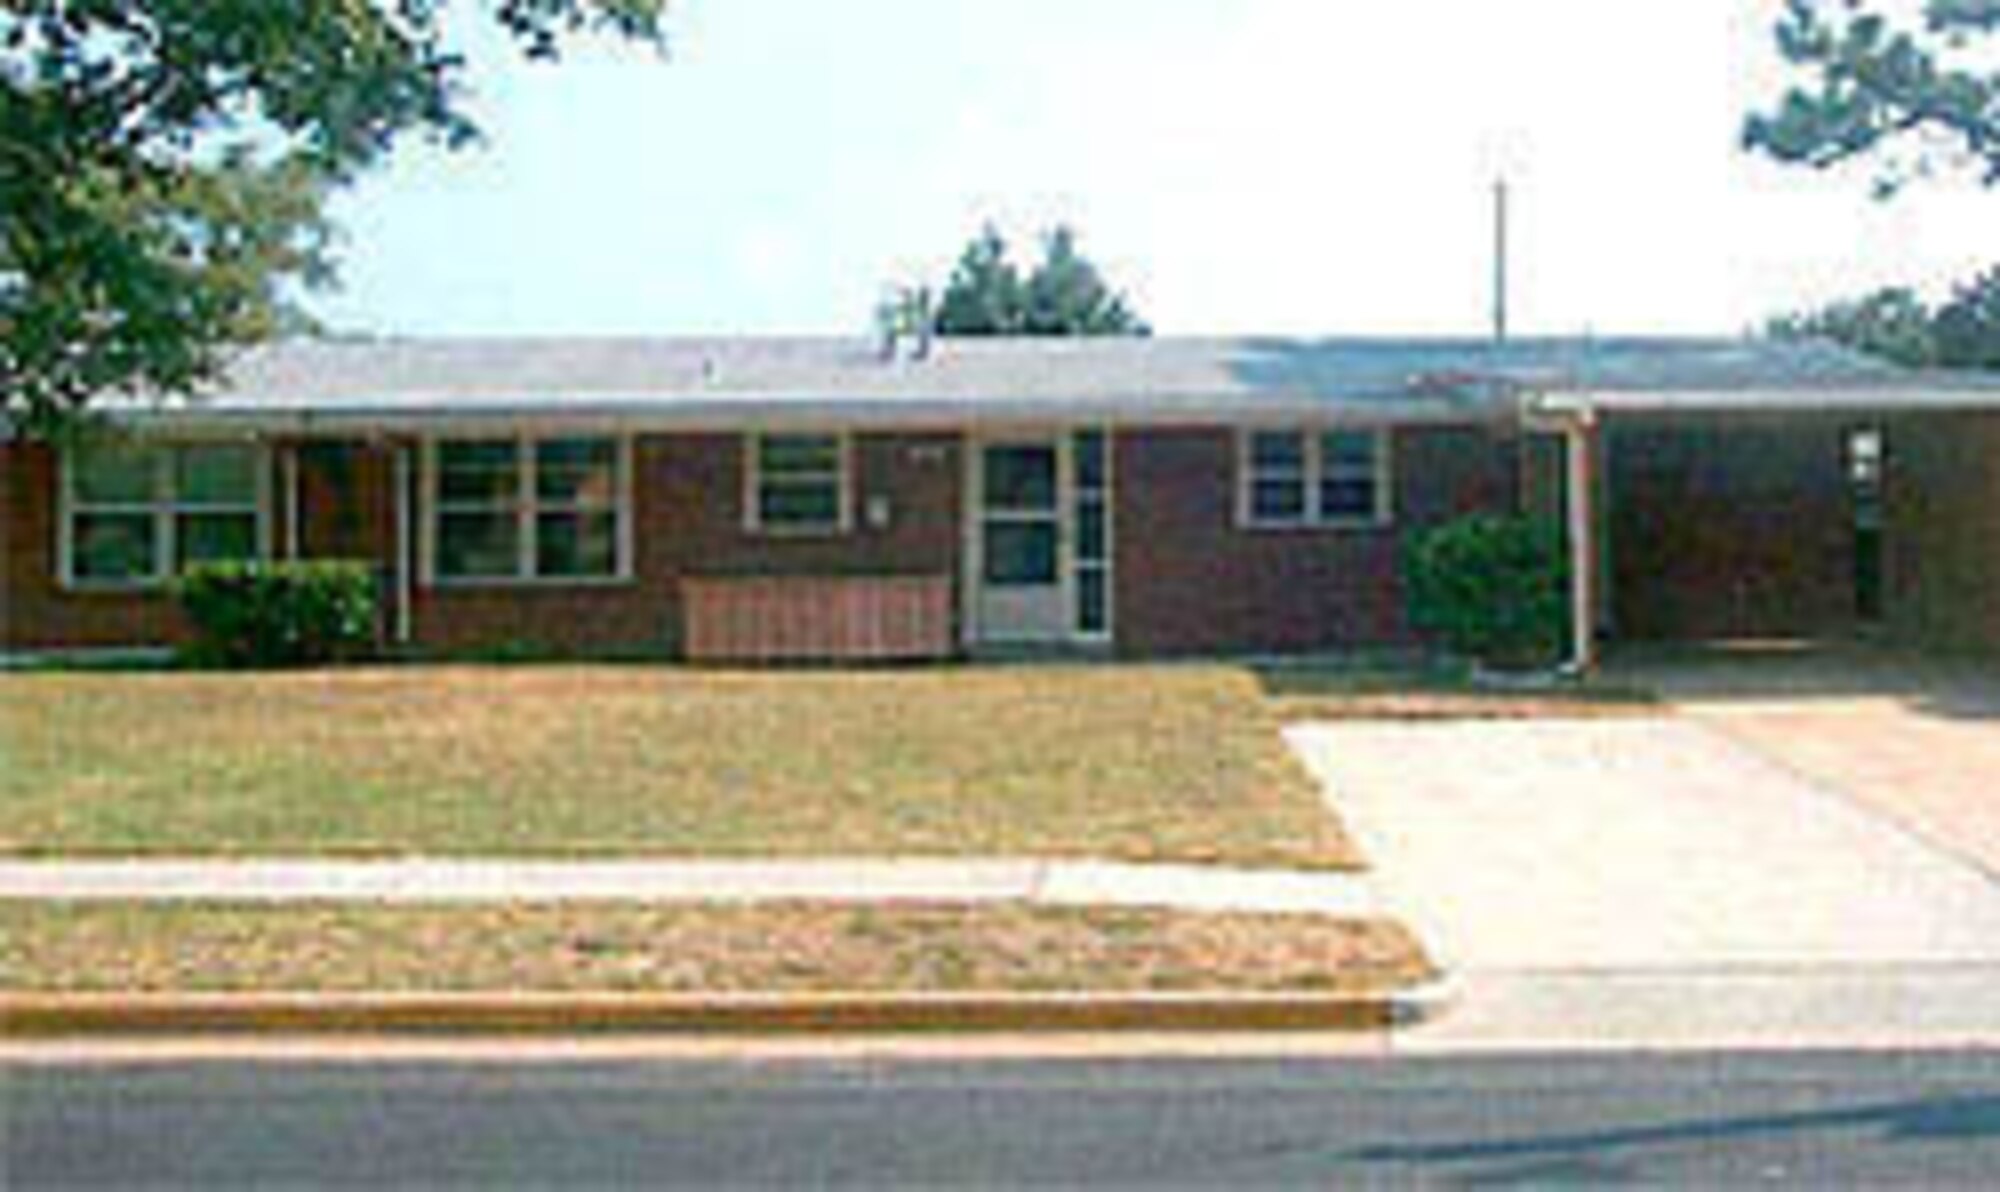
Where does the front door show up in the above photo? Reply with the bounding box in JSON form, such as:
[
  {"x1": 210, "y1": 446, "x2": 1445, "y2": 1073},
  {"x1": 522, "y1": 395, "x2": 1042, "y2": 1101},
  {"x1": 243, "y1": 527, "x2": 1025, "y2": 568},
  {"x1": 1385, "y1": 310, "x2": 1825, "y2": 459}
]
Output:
[{"x1": 972, "y1": 436, "x2": 1069, "y2": 643}]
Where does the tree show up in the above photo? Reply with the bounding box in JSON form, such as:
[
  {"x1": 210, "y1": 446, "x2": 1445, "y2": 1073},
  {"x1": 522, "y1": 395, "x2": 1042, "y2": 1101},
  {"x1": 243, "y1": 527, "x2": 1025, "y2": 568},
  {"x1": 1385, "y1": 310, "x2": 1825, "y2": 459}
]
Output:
[
  {"x1": 1769, "y1": 264, "x2": 2000, "y2": 370},
  {"x1": 1, "y1": 1, "x2": 667, "y2": 437},
  {"x1": 1932, "y1": 264, "x2": 2000, "y2": 368},
  {"x1": 1768, "y1": 285, "x2": 1941, "y2": 366},
  {"x1": 1743, "y1": 0, "x2": 1999, "y2": 196},
  {"x1": 932, "y1": 225, "x2": 1026, "y2": 336},
  {"x1": 930, "y1": 223, "x2": 1147, "y2": 337},
  {"x1": 1022, "y1": 226, "x2": 1147, "y2": 336}
]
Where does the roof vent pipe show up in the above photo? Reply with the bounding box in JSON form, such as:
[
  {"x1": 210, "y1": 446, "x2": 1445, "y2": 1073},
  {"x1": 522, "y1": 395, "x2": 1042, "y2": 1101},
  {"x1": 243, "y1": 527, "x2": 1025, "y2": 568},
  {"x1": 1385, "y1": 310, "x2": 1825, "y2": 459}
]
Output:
[{"x1": 913, "y1": 286, "x2": 935, "y2": 361}]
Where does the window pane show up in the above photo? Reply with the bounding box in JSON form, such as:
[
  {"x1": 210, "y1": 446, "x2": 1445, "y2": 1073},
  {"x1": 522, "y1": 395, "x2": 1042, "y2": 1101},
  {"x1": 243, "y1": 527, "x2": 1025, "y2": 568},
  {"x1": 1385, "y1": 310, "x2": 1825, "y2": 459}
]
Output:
[
  {"x1": 1250, "y1": 431, "x2": 1305, "y2": 473},
  {"x1": 536, "y1": 511, "x2": 618, "y2": 578},
  {"x1": 759, "y1": 480, "x2": 841, "y2": 529},
  {"x1": 1076, "y1": 567, "x2": 1108, "y2": 634},
  {"x1": 176, "y1": 512, "x2": 259, "y2": 569},
  {"x1": 73, "y1": 514, "x2": 157, "y2": 581},
  {"x1": 1322, "y1": 430, "x2": 1378, "y2": 473},
  {"x1": 1076, "y1": 498, "x2": 1107, "y2": 563},
  {"x1": 982, "y1": 445, "x2": 1057, "y2": 512},
  {"x1": 176, "y1": 445, "x2": 258, "y2": 506},
  {"x1": 1251, "y1": 478, "x2": 1307, "y2": 523},
  {"x1": 1320, "y1": 477, "x2": 1379, "y2": 521},
  {"x1": 758, "y1": 434, "x2": 840, "y2": 477},
  {"x1": 438, "y1": 511, "x2": 520, "y2": 578},
  {"x1": 73, "y1": 444, "x2": 157, "y2": 505},
  {"x1": 536, "y1": 438, "x2": 617, "y2": 504},
  {"x1": 438, "y1": 441, "x2": 521, "y2": 504},
  {"x1": 983, "y1": 521, "x2": 1059, "y2": 586},
  {"x1": 1073, "y1": 430, "x2": 1107, "y2": 491}
]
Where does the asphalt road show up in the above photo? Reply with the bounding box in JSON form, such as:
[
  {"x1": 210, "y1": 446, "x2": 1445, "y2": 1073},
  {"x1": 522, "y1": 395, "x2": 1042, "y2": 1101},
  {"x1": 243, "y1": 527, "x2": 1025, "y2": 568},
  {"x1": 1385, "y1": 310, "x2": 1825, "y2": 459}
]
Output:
[{"x1": 7, "y1": 1050, "x2": 2000, "y2": 1187}]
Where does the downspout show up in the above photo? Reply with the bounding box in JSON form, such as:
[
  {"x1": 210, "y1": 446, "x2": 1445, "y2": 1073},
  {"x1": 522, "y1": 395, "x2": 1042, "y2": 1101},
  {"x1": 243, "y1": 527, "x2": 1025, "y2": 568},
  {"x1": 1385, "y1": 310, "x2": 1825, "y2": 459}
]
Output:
[
  {"x1": 1526, "y1": 393, "x2": 1601, "y2": 676},
  {"x1": 282, "y1": 445, "x2": 302, "y2": 560},
  {"x1": 1563, "y1": 407, "x2": 1600, "y2": 676}
]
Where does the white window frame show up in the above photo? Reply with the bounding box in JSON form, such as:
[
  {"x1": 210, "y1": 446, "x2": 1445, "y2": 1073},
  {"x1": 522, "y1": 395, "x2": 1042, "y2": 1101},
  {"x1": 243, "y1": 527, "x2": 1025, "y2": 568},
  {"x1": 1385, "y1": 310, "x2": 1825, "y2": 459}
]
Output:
[
  {"x1": 59, "y1": 441, "x2": 273, "y2": 590},
  {"x1": 1070, "y1": 427, "x2": 1114, "y2": 643},
  {"x1": 1236, "y1": 426, "x2": 1394, "y2": 530},
  {"x1": 421, "y1": 432, "x2": 633, "y2": 587},
  {"x1": 744, "y1": 431, "x2": 854, "y2": 536}
]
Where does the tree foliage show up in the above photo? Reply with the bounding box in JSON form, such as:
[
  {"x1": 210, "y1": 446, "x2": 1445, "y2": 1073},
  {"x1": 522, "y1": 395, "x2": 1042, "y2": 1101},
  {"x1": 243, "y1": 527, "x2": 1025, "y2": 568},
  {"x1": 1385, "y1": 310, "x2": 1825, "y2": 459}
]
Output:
[
  {"x1": 932, "y1": 223, "x2": 1147, "y2": 337},
  {"x1": 1743, "y1": 0, "x2": 1999, "y2": 195},
  {"x1": 1, "y1": 1, "x2": 667, "y2": 436},
  {"x1": 1770, "y1": 264, "x2": 2000, "y2": 369}
]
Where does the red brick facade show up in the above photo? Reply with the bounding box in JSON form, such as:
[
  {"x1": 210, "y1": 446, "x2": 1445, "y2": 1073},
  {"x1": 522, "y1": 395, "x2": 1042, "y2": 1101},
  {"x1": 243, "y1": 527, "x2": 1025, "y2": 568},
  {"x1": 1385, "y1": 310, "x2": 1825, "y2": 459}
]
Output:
[
  {"x1": 1886, "y1": 412, "x2": 2000, "y2": 655},
  {"x1": 1111, "y1": 424, "x2": 1520, "y2": 655},
  {"x1": 408, "y1": 432, "x2": 962, "y2": 654},
  {"x1": 1606, "y1": 416, "x2": 1861, "y2": 642},
  {"x1": 2, "y1": 432, "x2": 963, "y2": 656},
  {"x1": 2, "y1": 442, "x2": 192, "y2": 650},
  {"x1": 6, "y1": 415, "x2": 1991, "y2": 658}
]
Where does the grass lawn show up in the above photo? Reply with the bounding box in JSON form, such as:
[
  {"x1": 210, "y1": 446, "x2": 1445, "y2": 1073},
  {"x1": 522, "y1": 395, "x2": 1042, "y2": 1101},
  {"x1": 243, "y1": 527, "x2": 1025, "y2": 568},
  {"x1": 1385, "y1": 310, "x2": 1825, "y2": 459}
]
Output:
[
  {"x1": 0, "y1": 664, "x2": 1355, "y2": 868},
  {"x1": 0, "y1": 903, "x2": 1432, "y2": 994}
]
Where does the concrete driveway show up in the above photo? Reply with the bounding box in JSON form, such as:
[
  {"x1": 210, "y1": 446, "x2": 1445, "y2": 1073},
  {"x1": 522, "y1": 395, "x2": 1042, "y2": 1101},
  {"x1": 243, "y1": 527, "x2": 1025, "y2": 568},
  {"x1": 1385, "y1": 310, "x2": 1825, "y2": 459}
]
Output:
[
  {"x1": 1287, "y1": 663, "x2": 2000, "y2": 1049},
  {"x1": 1627, "y1": 646, "x2": 2000, "y2": 881}
]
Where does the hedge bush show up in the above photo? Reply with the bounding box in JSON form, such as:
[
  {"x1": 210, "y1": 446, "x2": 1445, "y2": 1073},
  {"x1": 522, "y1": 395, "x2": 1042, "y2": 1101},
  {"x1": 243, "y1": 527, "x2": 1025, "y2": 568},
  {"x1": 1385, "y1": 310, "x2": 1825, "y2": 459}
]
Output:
[
  {"x1": 173, "y1": 560, "x2": 380, "y2": 667},
  {"x1": 1405, "y1": 515, "x2": 1570, "y2": 670}
]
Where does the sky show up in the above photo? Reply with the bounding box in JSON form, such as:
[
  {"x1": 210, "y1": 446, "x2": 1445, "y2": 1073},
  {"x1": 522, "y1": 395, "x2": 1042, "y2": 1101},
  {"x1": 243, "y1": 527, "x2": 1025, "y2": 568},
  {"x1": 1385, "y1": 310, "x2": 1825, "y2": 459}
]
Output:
[{"x1": 315, "y1": 0, "x2": 2000, "y2": 340}]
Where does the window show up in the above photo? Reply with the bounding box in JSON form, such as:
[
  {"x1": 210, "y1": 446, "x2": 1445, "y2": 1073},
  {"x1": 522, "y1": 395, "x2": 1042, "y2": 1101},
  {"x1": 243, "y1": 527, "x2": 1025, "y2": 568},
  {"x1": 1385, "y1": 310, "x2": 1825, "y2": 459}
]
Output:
[
  {"x1": 749, "y1": 433, "x2": 849, "y2": 533},
  {"x1": 430, "y1": 435, "x2": 626, "y2": 582},
  {"x1": 64, "y1": 442, "x2": 265, "y2": 585},
  {"x1": 1239, "y1": 427, "x2": 1390, "y2": 528},
  {"x1": 1072, "y1": 429, "x2": 1111, "y2": 636}
]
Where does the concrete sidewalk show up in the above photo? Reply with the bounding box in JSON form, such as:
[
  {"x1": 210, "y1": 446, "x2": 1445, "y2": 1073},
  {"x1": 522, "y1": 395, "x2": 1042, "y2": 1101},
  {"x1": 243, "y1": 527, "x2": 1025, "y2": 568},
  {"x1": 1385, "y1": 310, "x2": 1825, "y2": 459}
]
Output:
[{"x1": 0, "y1": 858, "x2": 1379, "y2": 918}]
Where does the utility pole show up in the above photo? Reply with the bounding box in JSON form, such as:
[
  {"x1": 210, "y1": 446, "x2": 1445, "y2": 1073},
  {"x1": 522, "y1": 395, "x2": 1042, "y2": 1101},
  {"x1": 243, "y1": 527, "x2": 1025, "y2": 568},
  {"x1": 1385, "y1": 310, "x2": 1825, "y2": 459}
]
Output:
[{"x1": 1493, "y1": 177, "x2": 1509, "y2": 344}]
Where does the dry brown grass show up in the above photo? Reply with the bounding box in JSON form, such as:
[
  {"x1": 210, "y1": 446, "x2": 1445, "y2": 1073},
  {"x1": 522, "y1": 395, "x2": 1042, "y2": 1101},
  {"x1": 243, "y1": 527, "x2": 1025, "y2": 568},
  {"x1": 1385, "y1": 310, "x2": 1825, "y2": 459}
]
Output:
[
  {"x1": 0, "y1": 664, "x2": 1355, "y2": 867},
  {"x1": 0, "y1": 903, "x2": 1433, "y2": 995}
]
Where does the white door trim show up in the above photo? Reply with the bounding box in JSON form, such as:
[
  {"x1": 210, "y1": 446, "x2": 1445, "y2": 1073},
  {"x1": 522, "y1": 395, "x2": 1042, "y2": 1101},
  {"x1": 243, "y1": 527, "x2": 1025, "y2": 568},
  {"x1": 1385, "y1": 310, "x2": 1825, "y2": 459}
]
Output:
[{"x1": 963, "y1": 428, "x2": 1072, "y2": 647}]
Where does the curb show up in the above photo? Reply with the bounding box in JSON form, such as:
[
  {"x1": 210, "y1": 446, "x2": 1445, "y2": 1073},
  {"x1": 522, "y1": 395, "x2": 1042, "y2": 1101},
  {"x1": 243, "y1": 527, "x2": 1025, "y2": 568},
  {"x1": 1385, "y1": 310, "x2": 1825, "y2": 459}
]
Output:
[{"x1": 1, "y1": 983, "x2": 1453, "y2": 1038}]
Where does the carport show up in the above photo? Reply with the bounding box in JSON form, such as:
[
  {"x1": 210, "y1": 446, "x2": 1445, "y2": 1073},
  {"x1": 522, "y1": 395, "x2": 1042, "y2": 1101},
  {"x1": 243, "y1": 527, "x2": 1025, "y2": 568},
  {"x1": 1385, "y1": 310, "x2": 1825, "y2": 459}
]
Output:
[{"x1": 1528, "y1": 361, "x2": 2000, "y2": 668}]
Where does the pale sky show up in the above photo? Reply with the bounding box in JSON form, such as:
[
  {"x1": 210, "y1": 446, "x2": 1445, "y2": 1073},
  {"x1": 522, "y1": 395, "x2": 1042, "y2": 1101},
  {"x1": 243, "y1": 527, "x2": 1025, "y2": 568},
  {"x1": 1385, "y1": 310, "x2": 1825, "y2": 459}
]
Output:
[{"x1": 316, "y1": 0, "x2": 1999, "y2": 339}]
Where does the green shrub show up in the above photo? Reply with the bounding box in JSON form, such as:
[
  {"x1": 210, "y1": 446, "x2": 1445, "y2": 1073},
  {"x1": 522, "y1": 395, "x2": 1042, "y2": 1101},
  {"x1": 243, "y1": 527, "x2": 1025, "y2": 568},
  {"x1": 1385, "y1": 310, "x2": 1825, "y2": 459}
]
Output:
[
  {"x1": 173, "y1": 560, "x2": 380, "y2": 667},
  {"x1": 1405, "y1": 515, "x2": 1570, "y2": 670}
]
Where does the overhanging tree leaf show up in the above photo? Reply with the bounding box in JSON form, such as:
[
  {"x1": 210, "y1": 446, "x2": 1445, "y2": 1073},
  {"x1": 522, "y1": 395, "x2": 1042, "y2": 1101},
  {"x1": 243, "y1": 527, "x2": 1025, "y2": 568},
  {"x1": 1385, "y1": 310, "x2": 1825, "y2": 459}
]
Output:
[
  {"x1": 1744, "y1": 0, "x2": 1999, "y2": 195},
  {"x1": 1, "y1": 1, "x2": 667, "y2": 436}
]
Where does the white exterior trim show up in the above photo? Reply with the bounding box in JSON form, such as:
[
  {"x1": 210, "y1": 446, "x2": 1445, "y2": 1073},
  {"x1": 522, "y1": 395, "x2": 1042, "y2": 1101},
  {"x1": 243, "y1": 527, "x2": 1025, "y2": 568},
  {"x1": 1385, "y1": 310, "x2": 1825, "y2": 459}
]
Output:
[
  {"x1": 962, "y1": 426, "x2": 1115, "y2": 648},
  {"x1": 742, "y1": 430, "x2": 855, "y2": 537},
  {"x1": 57, "y1": 439, "x2": 274, "y2": 591},
  {"x1": 1071, "y1": 427, "x2": 1115, "y2": 645},
  {"x1": 1234, "y1": 425, "x2": 1395, "y2": 532},
  {"x1": 420, "y1": 431, "x2": 635, "y2": 588}
]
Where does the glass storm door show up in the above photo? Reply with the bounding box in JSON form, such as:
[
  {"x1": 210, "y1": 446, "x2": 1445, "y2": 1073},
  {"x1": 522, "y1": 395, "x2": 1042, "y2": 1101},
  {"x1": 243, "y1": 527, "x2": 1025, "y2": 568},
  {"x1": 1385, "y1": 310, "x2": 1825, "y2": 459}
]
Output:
[{"x1": 974, "y1": 437, "x2": 1068, "y2": 643}]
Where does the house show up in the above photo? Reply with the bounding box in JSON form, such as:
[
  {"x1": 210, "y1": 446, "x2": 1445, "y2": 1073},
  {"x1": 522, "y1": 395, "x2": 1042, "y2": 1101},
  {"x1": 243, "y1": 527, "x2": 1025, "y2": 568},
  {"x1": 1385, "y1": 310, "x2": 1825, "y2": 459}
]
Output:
[{"x1": 4, "y1": 335, "x2": 1996, "y2": 661}]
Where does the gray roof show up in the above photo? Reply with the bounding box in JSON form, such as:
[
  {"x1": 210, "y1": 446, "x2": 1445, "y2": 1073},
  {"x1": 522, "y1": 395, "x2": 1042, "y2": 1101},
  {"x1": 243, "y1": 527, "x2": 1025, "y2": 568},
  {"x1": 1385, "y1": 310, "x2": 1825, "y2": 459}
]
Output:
[{"x1": 102, "y1": 334, "x2": 2000, "y2": 431}]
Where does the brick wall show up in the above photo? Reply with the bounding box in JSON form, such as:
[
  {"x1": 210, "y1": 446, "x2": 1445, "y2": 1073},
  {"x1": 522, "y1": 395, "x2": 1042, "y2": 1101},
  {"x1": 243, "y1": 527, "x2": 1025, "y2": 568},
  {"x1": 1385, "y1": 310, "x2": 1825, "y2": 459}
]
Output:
[
  {"x1": 1110, "y1": 424, "x2": 1520, "y2": 656},
  {"x1": 1886, "y1": 411, "x2": 2000, "y2": 655},
  {"x1": 1, "y1": 442, "x2": 190, "y2": 651},
  {"x1": 1606, "y1": 416, "x2": 1858, "y2": 642},
  {"x1": 410, "y1": 430, "x2": 963, "y2": 654},
  {"x1": 4, "y1": 432, "x2": 964, "y2": 656}
]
